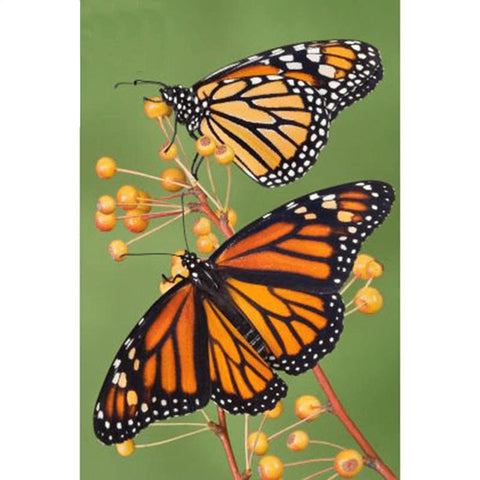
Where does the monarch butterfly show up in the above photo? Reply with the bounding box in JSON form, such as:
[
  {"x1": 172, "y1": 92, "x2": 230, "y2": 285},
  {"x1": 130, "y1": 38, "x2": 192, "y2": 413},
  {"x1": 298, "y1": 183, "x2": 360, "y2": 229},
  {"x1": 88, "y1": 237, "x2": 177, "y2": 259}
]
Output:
[
  {"x1": 130, "y1": 40, "x2": 383, "y2": 187},
  {"x1": 93, "y1": 180, "x2": 394, "y2": 445}
]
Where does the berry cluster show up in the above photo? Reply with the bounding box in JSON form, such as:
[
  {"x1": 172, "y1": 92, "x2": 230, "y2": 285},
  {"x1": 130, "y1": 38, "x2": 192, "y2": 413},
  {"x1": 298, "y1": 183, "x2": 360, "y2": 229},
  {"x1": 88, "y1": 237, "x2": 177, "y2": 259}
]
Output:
[{"x1": 94, "y1": 97, "x2": 238, "y2": 266}]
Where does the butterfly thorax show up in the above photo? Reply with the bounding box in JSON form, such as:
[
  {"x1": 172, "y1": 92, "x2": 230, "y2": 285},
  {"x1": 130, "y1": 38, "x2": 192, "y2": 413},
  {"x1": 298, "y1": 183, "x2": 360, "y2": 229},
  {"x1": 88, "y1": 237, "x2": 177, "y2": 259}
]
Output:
[
  {"x1": 180, "y1": 251, "x2": 221, "y2": 293},
  {"x1": 160, "y1": 86, "x2": 203, "y2": 134}
]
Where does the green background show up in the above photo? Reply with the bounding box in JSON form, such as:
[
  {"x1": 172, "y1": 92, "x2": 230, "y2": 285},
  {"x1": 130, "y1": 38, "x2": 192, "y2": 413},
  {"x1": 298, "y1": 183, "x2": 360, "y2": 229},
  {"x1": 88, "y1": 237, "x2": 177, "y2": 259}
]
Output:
[{"x1": 81, "y1": 0, "x2": 399, "y2": 478}]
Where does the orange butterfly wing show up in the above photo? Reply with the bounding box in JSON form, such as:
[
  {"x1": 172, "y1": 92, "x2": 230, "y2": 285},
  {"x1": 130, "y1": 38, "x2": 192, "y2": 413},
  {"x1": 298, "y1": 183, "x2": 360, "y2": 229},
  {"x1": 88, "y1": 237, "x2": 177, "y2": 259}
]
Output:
[
  {"x1": 209, "y1": 181, "x2": 394, "y2": 372},
  {"x1": 203, "y1": 298, "x2": 287, "y2": 414},
  {"x1": 199, "y1": 77, "x2": 330, "y2": 187},
  {"x1": 93, "y1": 282, "x2": 210, "y2": 445}
]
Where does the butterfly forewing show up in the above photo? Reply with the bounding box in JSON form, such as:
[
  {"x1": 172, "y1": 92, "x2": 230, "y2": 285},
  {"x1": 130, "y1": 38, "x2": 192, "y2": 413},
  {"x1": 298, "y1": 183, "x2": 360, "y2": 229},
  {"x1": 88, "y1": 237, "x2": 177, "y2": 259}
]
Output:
[
  {"x1": 196, "y1": 40, "x2": 383, "y2": 120},
  {"x1": 93, "y1": 282, "x2": 210, "y2": 445}
]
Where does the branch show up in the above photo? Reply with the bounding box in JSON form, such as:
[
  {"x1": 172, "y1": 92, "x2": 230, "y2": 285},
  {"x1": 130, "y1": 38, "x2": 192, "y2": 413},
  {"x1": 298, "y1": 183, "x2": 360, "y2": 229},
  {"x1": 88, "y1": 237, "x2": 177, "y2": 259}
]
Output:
[{"x1": 312, "y1": 365, "x2": 396, "y2": 480}]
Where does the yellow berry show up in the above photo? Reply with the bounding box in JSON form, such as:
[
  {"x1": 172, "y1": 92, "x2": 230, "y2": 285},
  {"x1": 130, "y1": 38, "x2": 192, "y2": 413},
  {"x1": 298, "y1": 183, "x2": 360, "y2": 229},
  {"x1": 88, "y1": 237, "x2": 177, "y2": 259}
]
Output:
[
  {"x1": 334, "y1": 449, "x2": 364, "y2": 478},
  {"x1": 136, "y1": 190, "x2": 152, "y2": 213},
  {"x1": 115, "y1": 439, "x2": 135, "y2": 457},
  {"x1": 352, "y1": 254, "x2": 375, "y2": 280},
  {"x1": 196, "y1": 234, "x2": 215, "y2": 254},
  {"x1": 108, "y1": 240, "x2": 128, "y2": 262},
  {"x1": 354, "y1": 287, "x2": 383, "y2": 314},
  {"x1": 116, "y1": 185, "x2": 139, "y2": 210},
  {"x1": 171, "y1": 250, "x2": 185, "y2": 267},
  {"x1": 143, "y1": 96, "x2": 172, "y2": 118},
  {"x1": 159, "y1": 143, "x2": 178, "y2": 161},
  {"x1": 94, "y1": 211, "x2": 116, "y2": 232},
  {"x1": 160, "y1": 167, "x2": 186, "y2": 192},
  {"x1": 159, "y1": 276, "x2": 182, "y2": 294},
  {"x1": 97, "y1": 195, "x2": 116, "y2": 214},
  {"x1": 195, "y1": 135, "x2": 216, "y2": 156},
  {"x1": 95, "y1": 156, "x2": 117, "y2": 179},
  {"x1": 214, "y1": 144, "x2": 235, "y2": 165},
  {"x1": 247, "y1": 431, "x2": 269, "y2": 456},
  {"x1": 286, "y1": 430, "x2": 310, "y2": 451},
  {"x1": 192, "y1": 217, "x2": 212, "y2": 236},
  {"x1": 294, "y1": 395, "x2": 322, "y2": 422},
  {"x1": 366, "y1": 259, "x2": 384, "y2": 279},
  {"x1": 124, "y1": 209, "x2": 148, "y2": 233},
  {"x1": 263, "y1": 400, "x2": 284, "y2": 419},
  {"x1": 216, "y1": 207, "x2": 238, "y2": 229},
  {"x1": 258, "y1": 455, "x2": 283, "y2": 480},
  {"x1": 171, "y1": 263, "x2": 189, "y2": 279}
]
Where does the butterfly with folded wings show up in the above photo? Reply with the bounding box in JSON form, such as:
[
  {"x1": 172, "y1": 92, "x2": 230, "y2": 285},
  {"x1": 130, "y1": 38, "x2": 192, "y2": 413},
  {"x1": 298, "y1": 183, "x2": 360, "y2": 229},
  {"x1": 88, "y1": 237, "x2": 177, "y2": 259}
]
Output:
[
  {"x1": 141, "y1": 40, "x2": 383, "y2": 187},
  {"x1": 93, "y1": 180, "x2": 394, "y2": 445}
]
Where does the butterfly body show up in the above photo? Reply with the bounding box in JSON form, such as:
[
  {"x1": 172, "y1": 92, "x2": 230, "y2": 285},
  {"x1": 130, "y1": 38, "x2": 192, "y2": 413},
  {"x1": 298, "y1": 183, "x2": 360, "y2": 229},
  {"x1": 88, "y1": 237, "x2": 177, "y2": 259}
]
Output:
[
  {"x1": 94, "y1": 181, "x2": 394, "y2": 445},
  {"x1": 158, "y1": 40, "x2": 383, "y2": 186}
]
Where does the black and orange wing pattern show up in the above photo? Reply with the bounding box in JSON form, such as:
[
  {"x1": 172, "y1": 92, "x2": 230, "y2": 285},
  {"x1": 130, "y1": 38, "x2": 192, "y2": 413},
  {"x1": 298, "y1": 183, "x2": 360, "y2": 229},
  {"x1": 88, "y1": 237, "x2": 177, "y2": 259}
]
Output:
[
  {"x1": 193, "y1": 40, "x2": 382, "y2": 186},
  {"x1": 199, "y1": 77, "x2": 330, "y2": 186},
  {"x1": 93, "y1": 282, "x2": 210, "y2": 445},
  {"x1": 203, "y1": 298, "x2": 287, "y2": 414},
  {"x1": 196, "y1": 40, "x2": 382, "y2": 119},
  {"x1": 210, "y1": 181, "x2": 394, "y2": 372}
]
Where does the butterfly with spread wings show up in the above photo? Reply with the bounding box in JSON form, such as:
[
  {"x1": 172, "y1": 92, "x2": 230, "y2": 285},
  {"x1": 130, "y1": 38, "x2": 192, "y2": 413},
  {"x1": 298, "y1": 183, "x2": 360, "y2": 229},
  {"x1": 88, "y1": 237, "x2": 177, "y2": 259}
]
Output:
[
  {"x1": 137, "y1": 40, "x2": 383, "y2": 187},
  {"x1": 93, "y1": 181, "x2": 394, "y2": 445}
]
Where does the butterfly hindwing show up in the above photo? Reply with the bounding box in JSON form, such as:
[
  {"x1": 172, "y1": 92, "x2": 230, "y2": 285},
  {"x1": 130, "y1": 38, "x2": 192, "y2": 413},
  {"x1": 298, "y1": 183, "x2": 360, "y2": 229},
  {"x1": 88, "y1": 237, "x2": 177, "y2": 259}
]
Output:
[
  {"x1": 225, "y1": 281, "x2": 345, "y2": 375},
  {"x1": 203, "y1": 298, "x2": 287, "y2": 414},
  {"x1": 93, "y1": 282, "x2": 210, "y2": 445},
  {"x1": 199, "y1": 76, "x2": 330, "y2": 186}
]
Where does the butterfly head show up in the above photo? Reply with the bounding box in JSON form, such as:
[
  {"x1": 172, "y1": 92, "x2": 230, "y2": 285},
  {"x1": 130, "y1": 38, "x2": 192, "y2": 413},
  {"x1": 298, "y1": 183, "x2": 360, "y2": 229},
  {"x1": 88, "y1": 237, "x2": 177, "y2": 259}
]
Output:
[{"x1": 160, "y1": 85, "x2": 202, "y2": 131}]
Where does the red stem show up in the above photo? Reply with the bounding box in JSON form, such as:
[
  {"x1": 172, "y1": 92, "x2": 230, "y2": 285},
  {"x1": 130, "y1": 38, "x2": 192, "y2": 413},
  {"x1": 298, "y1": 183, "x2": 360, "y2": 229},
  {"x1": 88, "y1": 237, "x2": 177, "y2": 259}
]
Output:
[
  {"x1": 116, "y1": 210, "x2": 183, "y2": 221},
  {"x1": 312, "y1": 365, "x2": 396, "y2": 479},
  {"x1": 214, "y1": 408, "x2": 243, "y2": 480}
]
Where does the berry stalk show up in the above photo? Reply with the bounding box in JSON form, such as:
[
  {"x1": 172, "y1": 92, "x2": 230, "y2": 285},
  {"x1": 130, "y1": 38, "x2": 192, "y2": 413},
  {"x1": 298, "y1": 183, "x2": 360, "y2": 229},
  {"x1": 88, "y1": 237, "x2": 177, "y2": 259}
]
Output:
[{"x1": 312, "y1": 365, "x2": 397, "y2": 479}]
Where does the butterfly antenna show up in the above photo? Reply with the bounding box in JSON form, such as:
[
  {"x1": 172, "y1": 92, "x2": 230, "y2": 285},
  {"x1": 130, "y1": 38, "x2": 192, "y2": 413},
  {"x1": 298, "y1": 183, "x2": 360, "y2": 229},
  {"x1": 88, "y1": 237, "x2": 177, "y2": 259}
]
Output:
[
  {"x1": 120, "y1": 252, "x2": 182, "y2": 260},
  {"x1": 181, "y1": 192, "x2": 190, "y2": 252},
  {"x1": 114, "y1": 79, "x2": 169, "y2": 89}
]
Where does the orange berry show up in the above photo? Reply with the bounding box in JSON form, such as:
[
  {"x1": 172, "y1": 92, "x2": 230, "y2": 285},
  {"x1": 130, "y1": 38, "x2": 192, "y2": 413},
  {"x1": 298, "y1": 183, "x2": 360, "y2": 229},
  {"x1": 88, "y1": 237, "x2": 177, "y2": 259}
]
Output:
[
  {"x1": 108, "y1": 240, "x2": 128, "y2": 262},
  {"x1": 171, "y1": 263, "x2": 189, "y2": 279},
  {"x1": 136, "y1": 190, "x2": 152, "y2": 213},
  {"x1": 258, "y1": 455, "x2": 283, "y2": 480},
  {"x1": 286, "y1": 430, "x2": 310, "y2": 451},
  {"x1": 95, "y1": 156, "x2": 117, "y2": 179},
  {"x1": 159, "y1": 142, "x2": 178, "y2": 161},
  {"x1": 124, "y1": 209, "x2": 148, "y2": 233},
  {"x1": 160, "y1": 167, "x2": 186, "y2": 192},
  {"x1": 171, "y1": 250, "x2": 185, "y2": 267},
  {"x1": 247, "y1": 431, "x2": 269, "y2": 456},
  {"x1": 196, "y1": 234, "x2": 215, "y2": 254},
  {"x1": 192, "y1": 217, "x2": 212, "y2": 236},
  {"x1": 352, "y1": 254, "x2": 375, "y2": 280},
  {"x1": 214, "y1": 144, "x2": 235, "y2": 165},
  {"x1": 116, "y1": 185, "x2": 139, "y2": 210},
  {"x1": 97, "y1": 195, "x2": 116, "y2": 214},
  {"x1": 159, "y1": 276, "x2": 182, "y2": 294},
  {"x1": 195, "y1": 135, "x2": 216, "y2": 156},
  {"x1": 263, "y1": 400, "x2": 284, "y2": 419},
  {"x1": 334, "y1": 449, "x2": 364, "y2": 478},
  {"x1": 95, "y1": 211, "x2": 116, "y2": 232},
  {"x1": 294, "y1": 395, "x2": 323, "y2": 422},
  {"x1": 354, "y1": 287, "x2": 383, "y2": 314},
  {"x1": 216, "y1": 207, "x2": 238, "y2": 229},
  {"x1": 366, "y1": 259, "x2": 384, "y2": 279},
  {"x1": 143, "y1": 96, "x2": 172, "y2": 118},
  {"x1": 115, "y1": 439, "x2": 135, "y2": 457}
]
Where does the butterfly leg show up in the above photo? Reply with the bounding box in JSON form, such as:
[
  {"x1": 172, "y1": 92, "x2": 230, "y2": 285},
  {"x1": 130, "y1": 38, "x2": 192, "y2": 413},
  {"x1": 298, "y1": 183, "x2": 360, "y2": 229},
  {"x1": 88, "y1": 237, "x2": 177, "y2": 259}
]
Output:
[{"x1": 191, "y1": 154, "x2": 205, "y2": 180}]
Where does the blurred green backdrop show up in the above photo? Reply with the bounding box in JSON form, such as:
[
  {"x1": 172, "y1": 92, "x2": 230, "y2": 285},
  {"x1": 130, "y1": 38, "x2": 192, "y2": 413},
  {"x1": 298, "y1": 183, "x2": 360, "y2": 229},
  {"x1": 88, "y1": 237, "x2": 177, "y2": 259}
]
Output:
[{"x1": 81, "y1": 0, "x2": 399, "y2": 478}]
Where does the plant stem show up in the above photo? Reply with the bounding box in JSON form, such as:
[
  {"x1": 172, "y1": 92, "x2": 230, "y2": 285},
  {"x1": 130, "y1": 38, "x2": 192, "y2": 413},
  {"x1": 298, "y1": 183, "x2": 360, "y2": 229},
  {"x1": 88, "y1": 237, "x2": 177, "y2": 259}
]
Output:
[
  {"x1": 312, "y1": 365, "x2": 396, "y2": 479},
  {"x1": 211, "y1": 408, "x2": 243, "y2": 480}
]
